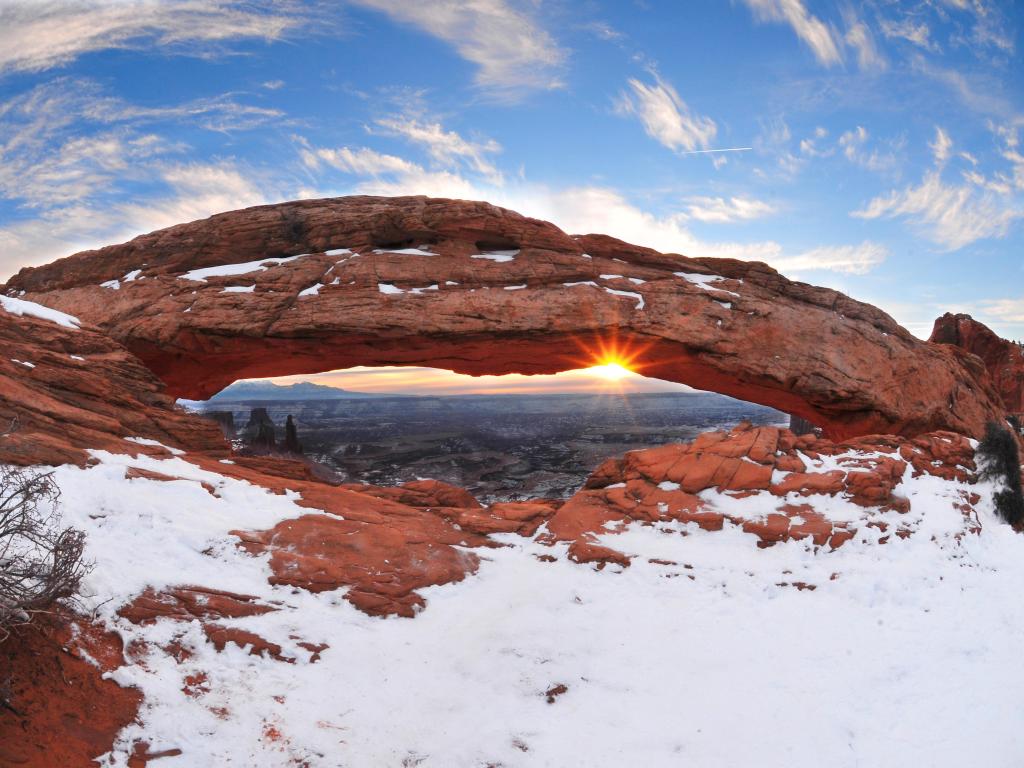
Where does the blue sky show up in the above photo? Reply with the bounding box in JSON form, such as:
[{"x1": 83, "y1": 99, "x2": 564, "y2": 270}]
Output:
[{"x1": 1, "y1": 0, "x2": 1022, "y2": 348}]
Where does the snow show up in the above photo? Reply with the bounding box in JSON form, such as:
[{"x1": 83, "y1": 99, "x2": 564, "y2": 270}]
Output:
[
  {"x1": 11, "y1": 439, "x2": 1024, "y2": 767},
  {"x1": 70, "y1": 355, "x2": 85, "y2": 361},
  {"x1": 504, "y1": 284, "x2": 527, "y2": 290},
  {"x1": 471, "y1": 250, "x2": 519, "y2": 262},
  {"x1": 179, "y1": 255, "x2": 304, "y2": 282},
  {"x1": 379, "y1": 283, "x2": 440, "y2": 295},
  {"x1": 563, "y1": 280, "x2": 599, "y2": 288},
  {"x1": 323, "y1": 248, "x2": 352, "y2": 257},
  {"x1": 101, "y1": 269, "x2": 142, "y2": 290},
  {"x1": 298, "y1": 283, "x2": 323, "y2": 297},
  {"x1": 123, "y1": 436, "x2": 185, "y2": 456},
  {"x1": 372, "y1": 246, "x2": 438, "y2": 256},
  {"x1": 599, "y1": 274, "x2": 623, "y2": 279},
  {"x1": 0, "y1": 295, "x2": 81, "y2": 329},
  {"x1": 674, "y1": 271, "x2": 741, "y2": 298},
  {"x1": 604, "y1": 286, "x2": 645, "y2": 310},
  {"x1": 10, "y1": 358, "x2": 34, "y2": 368},
  {"x1": 221, "y1": 285, "x2": 255, "y2": 294}
]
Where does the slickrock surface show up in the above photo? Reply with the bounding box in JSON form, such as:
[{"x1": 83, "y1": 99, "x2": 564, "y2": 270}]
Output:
[
  {"x1": 931, "y1": 312, "x2": 1024, "y2": 415},
  {"x1": 4, "y1": 195, "x2": 1005, "y2": 440}
]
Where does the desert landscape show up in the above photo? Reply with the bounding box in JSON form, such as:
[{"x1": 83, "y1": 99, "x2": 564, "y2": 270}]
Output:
[{"x1": 1, "y1": 2, "x2": 1022, "y2": 767}]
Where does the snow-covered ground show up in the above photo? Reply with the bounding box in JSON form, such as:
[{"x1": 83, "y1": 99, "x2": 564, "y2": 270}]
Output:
[{"x1": 27, "y1": 448, "x2": 1024, "y2": 767}]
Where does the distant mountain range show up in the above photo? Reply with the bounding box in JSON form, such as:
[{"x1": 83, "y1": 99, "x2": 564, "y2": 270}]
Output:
[{"x1": 203, "y1": 380, "x2": 393, "y2": 402}]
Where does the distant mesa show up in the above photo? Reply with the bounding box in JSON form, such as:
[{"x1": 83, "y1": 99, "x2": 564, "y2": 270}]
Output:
[{"x1": 202, "y1": 380, "x2": 390, "y2": 403}]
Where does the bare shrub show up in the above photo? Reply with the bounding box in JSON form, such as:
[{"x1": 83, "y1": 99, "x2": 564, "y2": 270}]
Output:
[
  {"x1": 976, "y1": 421, "x2": 1024, "y2": 527},
  {"x1": 0, "y1": 465, "x2": 91, "y2": 640}
]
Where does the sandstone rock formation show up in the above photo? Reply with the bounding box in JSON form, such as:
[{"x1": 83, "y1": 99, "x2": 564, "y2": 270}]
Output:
[
  {"x1": 0, "y1": 299, "x2": 225, "y2": 466},
  {"x1": 3, "y1": 196, "x2": 1005, "y2": 440},
  {"x1": 931, "y1": 312, "x2": 1024, "y2": 415},
  {"x1": 542, "y1": 421, "x2": 983, "y2": 567}
]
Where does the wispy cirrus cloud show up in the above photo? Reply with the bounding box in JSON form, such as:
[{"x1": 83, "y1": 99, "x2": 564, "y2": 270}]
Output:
[
  {"x1": 345, "y1": 0, "x2": 566, "y2": 99},
  {"x1": 739, "y1": 0, "x2": 842, "y2": 67},
  {"x1": 0, "y1": 160, "x2": 272, "y2": 279},
  {"x1": 879, "y1": 17, "x2": 939, "y2": 52},
  {"x1": 615, "y1": 74, "x2": 717, "y2": 153},
  {"x1": 771, "y1": 242, "x2": 888, "y2": 276},
  {"x1": 842, "y1": 10, "x2": 886, "y2": 71},
  {"x1": 0, "y1": 78, "x2": 284, "y2": 208},
  {"x1": 838, "y1": 126, "x2": 899, "y2": 173},
  {"x1": 852, "y1": 127, "x2": 1024, "y2": 250},
  {"x1": 369, "y1": 116, "x2": 503, "y2": 183},
  {"x1": 0, "y1": 77, "x2": 285, "y2": 278},
  {"x1": 0, "y1": 0, "x2": 314, "y2": 75},
  {"x1": 682, "y1": 196, "x2": 776, "y2": 223}
]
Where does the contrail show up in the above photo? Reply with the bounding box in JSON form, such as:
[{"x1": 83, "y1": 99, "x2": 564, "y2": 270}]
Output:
[{"x1": 679, "y1": 147, "x2": 753, "y2": 155}]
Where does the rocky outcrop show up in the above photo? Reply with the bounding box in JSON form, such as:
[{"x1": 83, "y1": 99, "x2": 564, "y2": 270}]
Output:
[
  {"x1": 930, "y1": 313, "x2": 1024, "y2": 415},
  {"x1": 0, "y1": 299, "x2": 226, "y2": 467},
  {"x1": 3, "y1": 196, "x2": 1004, "y2": 440},
  {"x1": 542, "y1": 421, "x2": 982, "y2": 566}
]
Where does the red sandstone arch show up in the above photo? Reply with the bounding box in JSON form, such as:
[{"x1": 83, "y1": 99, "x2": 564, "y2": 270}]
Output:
[{"x1": 2, "y1": 196, "x2": 1004, "y2": 440}]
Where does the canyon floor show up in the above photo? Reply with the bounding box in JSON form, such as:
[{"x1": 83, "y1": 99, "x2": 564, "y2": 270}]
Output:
[{"x1": 194, "y1": 391, "x2": 785, "y2": 502}]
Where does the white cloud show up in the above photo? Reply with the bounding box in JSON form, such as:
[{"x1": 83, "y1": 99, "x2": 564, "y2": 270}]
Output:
[
  {"x1": 301, "y1": 146, "x2": 419, "y2": 176},
  {"x1": 616, "y1": 75, "x2": 717, "y2": 153},
  {"x1": 800, "y1": 126, "x2": 833, "y2": 158},
  {"x1": 843, "y1": 12, "x2": 886, "y2": 71},
  {"x1": 931, "y1": 127, "x2": 953, "y2": 166},
  {"x1": 853, "y1": 170, "x2": 1022, "y2": 250},
  {"x1": 346, "y1": 0, "x2": 565, "y2": 98},
  {"x1": 682, "y1": 196, "x2": 776, "y2": 223},
  {"x1": 940, "y1": 0, "x2": 1014, "y2": 54},
  {"x1": 0, "y1": 161, "x2": 271, "y2": 279},
  {"x1": 740, "y1": 0, "x2": 842, "y2": 66},
  {"x1": 771, "y1": 242, "x2": 888, "y2": 276},
  {"x1": 0, "y1": 79, "x2": 282, "y2": 210},
  {"x1": 116, "y1": 162, "x2": 270, "y2": 234},
  {"x1": 977, "y1": 298, "x2": 1024, "y2": 325},
  {"x1": 0, "y1": 0, "x2": 309, "y2": 75},
  {"x1": 838, "y1": 126, "x2": 897, "y2": 173},
  {"x1": 370, "y1": 117, "x2": 502, "y2": 182},
  {"x1": 879, "y1": 17, "x2": 939, "y2": 51},
  {"x1": 853, "y1": 123, "x2": 1024, "y2": 250}
]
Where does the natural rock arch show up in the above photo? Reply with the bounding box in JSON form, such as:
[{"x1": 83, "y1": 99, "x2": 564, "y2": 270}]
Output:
[{"x1": 3, "y1": 196, "x2": 1004, "y2": 440}]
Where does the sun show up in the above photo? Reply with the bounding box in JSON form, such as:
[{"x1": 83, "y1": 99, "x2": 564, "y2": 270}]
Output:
[{"x1": 589, "y1": 361, "x2": 633, "y2": 381}]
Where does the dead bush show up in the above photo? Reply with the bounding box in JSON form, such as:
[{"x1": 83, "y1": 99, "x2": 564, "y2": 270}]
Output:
[{"x1": 0, "y1": 465, "x2": 90, "y2": 640}]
